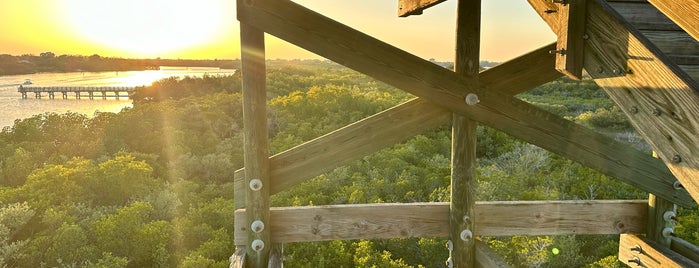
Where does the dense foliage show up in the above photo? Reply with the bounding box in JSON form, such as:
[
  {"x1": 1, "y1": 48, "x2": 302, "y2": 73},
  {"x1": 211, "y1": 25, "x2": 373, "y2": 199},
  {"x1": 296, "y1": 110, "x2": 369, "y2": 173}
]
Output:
[{"x1": 0, "y1": 60, "x2": 696, "y2": 267}]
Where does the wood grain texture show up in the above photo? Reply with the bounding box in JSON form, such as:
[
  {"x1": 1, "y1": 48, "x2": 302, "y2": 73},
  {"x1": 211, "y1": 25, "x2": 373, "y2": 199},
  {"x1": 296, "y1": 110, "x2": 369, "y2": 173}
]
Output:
[
  {"x1": 451, "y1": 0, "x2": 480, "y2": 266},
  {"x1": 234, "y1": 200, "x2": 647, "y2": 244},
  {"x1": 239, "y1": 0, "x2": 694, "y2": 207},
  {"x1": 233, "y1": 43, "x2": 561, "y2": 209},
  {"x1": 646, "y1": 194, "x2": 674, "y2": 246},
  {"x1": 647, "y1": 0, "x2": 699, "y2": 42},
  {"x1": 475, "y1": 241, "x2": 511, "y2": 268},
  {"x1": 680, "y1": 65, "x2": 699, "y2": 83},
  {"x1": 609, "y1": 1, "x2": 680, "y2": 31},
  {"x1": 229, "y1": 247, "x2": 246, "y2": 268},
  {"x1": 642, "y1": 30, "x2": 699, "y2": 56},
  {"x1": 530, "y1": 0, "x2": 699, "y2": 205},
  {"x1": 398, "y1": 0, "x2": 448, "y2": 17},
  {"x1": 670, "y1": 236, "x2": 699, "y2": 264},
  {"x1": 240, "y1": 22, "x2": 271, "y2": 266},
  {"x1": 619, "y1": 234, "x2": 699, "y2": 267},
  {"x1": 554, "y1": 0, "x2": 587, "y2": 79}
]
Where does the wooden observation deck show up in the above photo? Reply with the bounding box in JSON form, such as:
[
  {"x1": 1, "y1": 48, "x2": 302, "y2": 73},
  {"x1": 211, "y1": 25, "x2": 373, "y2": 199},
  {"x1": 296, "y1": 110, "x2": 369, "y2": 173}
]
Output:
[
  {"x1": 232, "y1": 0, "x2": 699, "y2": 267},
  {"x1": 18, "y1": 86, "x2": 135, "y2": 100}
]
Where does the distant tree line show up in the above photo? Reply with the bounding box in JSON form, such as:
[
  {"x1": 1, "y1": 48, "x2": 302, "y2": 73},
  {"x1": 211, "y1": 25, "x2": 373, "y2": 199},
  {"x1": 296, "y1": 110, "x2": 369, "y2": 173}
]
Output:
[{"x1": 0, "y1": 53, "x2": 240, "y2": 76}]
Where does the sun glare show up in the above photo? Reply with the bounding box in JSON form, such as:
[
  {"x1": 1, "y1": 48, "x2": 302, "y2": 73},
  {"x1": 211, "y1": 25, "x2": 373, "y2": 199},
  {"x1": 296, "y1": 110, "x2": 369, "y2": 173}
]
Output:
[{"x1": 60, "y1": 0, "x2": 233, "y2": 57}]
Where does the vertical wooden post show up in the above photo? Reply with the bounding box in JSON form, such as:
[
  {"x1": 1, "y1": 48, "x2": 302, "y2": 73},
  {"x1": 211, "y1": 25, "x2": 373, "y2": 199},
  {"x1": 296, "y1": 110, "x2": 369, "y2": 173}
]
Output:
[
  {"x1": 647, "y1": 194, "x2": 674, "y2": 246},
  {"x1": 647, "y1": 152, "x2": 675, "y2": 247},
  {"x1": 450, "y1": 0, "x2": 480, "y2": 267},
  {"x1": 240, "y1": 22, "x2": 272, "y2": 267}
]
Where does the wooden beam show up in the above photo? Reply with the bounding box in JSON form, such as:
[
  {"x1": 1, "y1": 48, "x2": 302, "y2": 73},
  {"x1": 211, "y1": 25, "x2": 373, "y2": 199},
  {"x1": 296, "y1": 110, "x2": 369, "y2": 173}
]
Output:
[
  {"x1": 234, "y1": 200, "x2": 647, "y2": 244},
  {"x1": 609, "y1": 1, "x2": 681, "y2": 31},
  {"x1": 229, "y1": 247, "x2": 246, "y2": 268},
  {"x1": 646, "y1": 0, "x2": 699, "y2": 43},
  {"x1": 233, "y1": 43, "x2": 561, "y2": 209},
  {"x1": 237, "y1": 0, "x2": 694, "y2": 207},
  {"x1": 552, "y1": 0, "x2": 587, "y2": 80},
  {"x1": 529, "y1": 0, "x2": 699, "y2": 205},
  {"x1": 670, "y1": 236, "x2": 699, "y2": 264},
  {"x1": 641, "y1": 30, "x2": 699, "y2": 56},
  {"x1": 475, "y1": 240, "x2": 511, "y2": 268},
  {"x1": 451, "y1": 0, "x2": 480, "y2": 267},
  {"x1": 240, "y1": 21, "x2": 271, "y2": 266},
  {"x1": 619, "y1": 234, "x2": 699, "y2": 267},
  {"x1": 647, "y1": 194, "x2": 675, "y2": 246},
  {"x1": 398, "y1": 0, "x2": 448, "y2": 17}
]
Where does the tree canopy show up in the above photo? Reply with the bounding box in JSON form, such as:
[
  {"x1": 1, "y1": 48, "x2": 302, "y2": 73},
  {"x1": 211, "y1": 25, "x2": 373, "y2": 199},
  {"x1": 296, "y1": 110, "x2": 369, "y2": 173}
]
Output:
[{"x1": 0, "y1": 60, "x2": 694, "y2": 267}]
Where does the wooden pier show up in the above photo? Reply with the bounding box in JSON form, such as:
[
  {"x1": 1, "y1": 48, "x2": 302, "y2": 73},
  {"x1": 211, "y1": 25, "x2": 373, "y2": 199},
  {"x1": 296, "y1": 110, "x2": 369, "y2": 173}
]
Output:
[{"x1": 17, "y1": 85, "x2": 135, "y2": 100}]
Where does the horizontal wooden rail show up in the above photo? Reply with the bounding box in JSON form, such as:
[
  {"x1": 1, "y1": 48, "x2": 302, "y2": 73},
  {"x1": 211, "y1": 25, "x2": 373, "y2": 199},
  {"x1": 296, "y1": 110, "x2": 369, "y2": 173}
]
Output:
[{"x1": 234, "y1": 200, "x2": 647, "y2": 245}]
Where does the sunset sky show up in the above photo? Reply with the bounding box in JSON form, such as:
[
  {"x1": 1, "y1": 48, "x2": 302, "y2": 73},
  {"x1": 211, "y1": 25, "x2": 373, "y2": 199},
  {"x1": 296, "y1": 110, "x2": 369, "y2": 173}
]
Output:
[{"x1": 0, "y1": 0, "x2": 555, "y2": 62}]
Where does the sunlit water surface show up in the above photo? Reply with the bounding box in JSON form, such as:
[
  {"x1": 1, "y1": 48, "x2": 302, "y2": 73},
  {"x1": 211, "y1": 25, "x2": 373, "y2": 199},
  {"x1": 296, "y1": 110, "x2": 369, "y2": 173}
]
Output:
[{"x1": 0, "y1": 67, "x2": 236, "y2": 129}]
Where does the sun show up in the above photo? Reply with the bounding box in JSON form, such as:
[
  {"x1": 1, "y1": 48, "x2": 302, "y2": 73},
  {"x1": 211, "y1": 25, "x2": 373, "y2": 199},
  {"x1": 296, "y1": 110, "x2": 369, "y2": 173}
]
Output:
[{"x1": 60, "y1": 0, "x2": 233, "y2": 57}]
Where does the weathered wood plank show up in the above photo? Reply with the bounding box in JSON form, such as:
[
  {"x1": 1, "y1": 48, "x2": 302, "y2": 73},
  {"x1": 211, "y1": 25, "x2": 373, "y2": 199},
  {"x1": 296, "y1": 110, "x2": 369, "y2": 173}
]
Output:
[
  {"x1": 234, "y1": 200, "x2": 647, "y2": 244},
  {"x1": 398, "y1": 0, "x2": 448, "y2": 17},
  {"x1": 233, "y1": 43, "x2": 561, "y2": 209},
  {"x1": 671, "y1": 56, "x2": 699, "y2": 66},
  {"x1": 229, "y1": 247, "x2": 246, "y2": 268},
  {"x1": 619, "y1": 234, "x2": 699, "y2": 267},
  {"x1": 475, "y1": 241, "x2": 511, "y2": 268},
  {"x1": 680, "y1": 65, "x2": 699, "y2": 83},
  {"x1": 609, "y1": 1, "x2": 680, "y2": 31},
  {"x1": 238, "y1": 0, "x2": 694, "y2": 207},
  {"x1": 670, "y1": 236, "x2": 699, "y2": 264},
  {"x1": 553, "y1": 0, "x2": 587, "y2": 79},
  {"x1": 647, "y1": 194, "x2": 674, "y2": 246},
  {"x1": 240, "y1": 22, "x2": 271, "y2": 266},
  {"x1": 642, "y1": 30, "x2": 699, "y2": 56},
  {"x1": 647, "y1": 0, "x2": 699, "y2": 43},
  {"x1": 451, "y1": 0, "x2": 480, "y2": 266},
  {"x1": 529, "y1": 0, "x2": 699, "y2": 205}
]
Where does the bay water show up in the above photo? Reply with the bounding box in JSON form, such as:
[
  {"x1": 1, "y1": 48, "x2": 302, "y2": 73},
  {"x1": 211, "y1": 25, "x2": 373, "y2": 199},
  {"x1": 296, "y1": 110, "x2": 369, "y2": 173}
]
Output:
[{"x1": 0, "y1": 67, "x2": 236, "y2": 129}]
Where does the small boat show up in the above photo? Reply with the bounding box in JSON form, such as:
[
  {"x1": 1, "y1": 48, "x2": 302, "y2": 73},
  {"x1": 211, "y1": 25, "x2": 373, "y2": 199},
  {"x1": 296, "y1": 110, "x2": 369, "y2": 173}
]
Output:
[{"x1": 22, "y1": 79, "x2": 32, "y2": 85}]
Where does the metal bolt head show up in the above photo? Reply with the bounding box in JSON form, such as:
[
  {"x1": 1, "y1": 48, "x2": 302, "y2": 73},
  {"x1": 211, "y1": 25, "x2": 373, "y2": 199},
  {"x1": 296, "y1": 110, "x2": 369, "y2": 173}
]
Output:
[
  {"x1": 673, "y1": 180, "x2": 684, "y2": 190},
  {"x1": 662, "y1": 227, "x2": 675, "y2": 238},
  {"x1": 251, "y1": 239, "x2": 265, "y2": 252},
  {"x1": 653, "y1": 108, "x2": 662, "y2": 116},
  {"x1": 460, "y1": 229, "x2": 473, "y2": 242},
  {"x1": 462, "y1": 215, "x2": 471, "y2": 224},
  {"x1": 628, "y1": 257, "x2": 642, "y2": 266},
  {"x1": 630, "y1": 245, "x2": 643, "y2": 253},
  {"x1": 251, "y1": 220, "x2": 265, "y2": 233},
  {"x1": 465, "y1": 93, "x2": 480, "y2": 106},
  {"x1": 249, "y1": 179, "x2": 263, "y2": 191},
  {"x1": 672, "y1": 154, "x2": 682, "y2": 163}
]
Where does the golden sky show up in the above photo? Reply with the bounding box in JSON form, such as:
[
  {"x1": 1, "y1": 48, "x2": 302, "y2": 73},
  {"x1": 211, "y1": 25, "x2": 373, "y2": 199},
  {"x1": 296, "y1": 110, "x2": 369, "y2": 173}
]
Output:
[{"x1": 0, "y1": 0, "x2": 555, "y2": 62}]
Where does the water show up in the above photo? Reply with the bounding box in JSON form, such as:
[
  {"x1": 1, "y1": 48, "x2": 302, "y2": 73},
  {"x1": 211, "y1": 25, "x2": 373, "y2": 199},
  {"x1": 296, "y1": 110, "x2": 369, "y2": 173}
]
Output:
[{"x1": 0, "y1": 67, "x2": 236, "y2": 129}]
